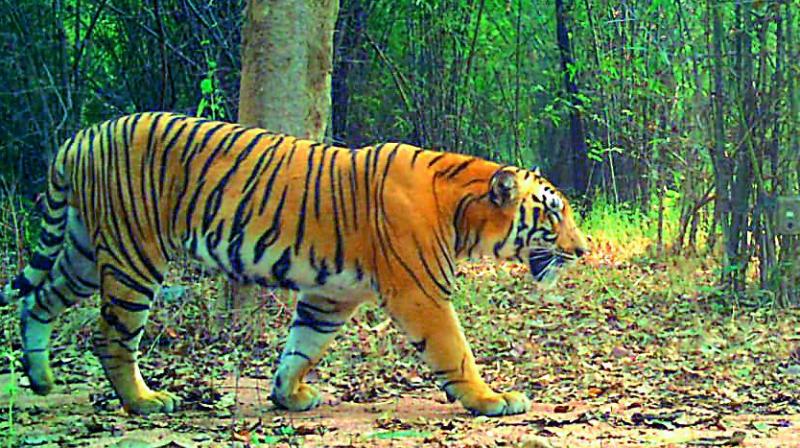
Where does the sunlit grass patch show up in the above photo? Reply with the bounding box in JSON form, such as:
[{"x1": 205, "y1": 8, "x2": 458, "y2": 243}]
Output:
[{"x1": 580, "y1": 196, "x2": 683, "y2": 261}]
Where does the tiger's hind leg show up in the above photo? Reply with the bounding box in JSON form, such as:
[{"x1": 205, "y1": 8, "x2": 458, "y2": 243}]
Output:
[
  {"x1": 94, "y1": 255, "x2": 178, "y2": 414},
  {"x1": 271, "y1": 293, "x2": 359, "y2": 411},
  {"x1": 19, "y1": 207, "x2": 99, "y2": 395}
]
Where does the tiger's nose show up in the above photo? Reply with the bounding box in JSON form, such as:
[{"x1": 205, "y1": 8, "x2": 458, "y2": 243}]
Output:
[{"x1": 574, "y1": 248, "x2": 587, "y2": 258}]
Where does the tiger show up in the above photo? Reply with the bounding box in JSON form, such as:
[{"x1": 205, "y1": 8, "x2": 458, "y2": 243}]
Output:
[{"x1": 1, "y1": 112, "x2": 589, "y2": 417}]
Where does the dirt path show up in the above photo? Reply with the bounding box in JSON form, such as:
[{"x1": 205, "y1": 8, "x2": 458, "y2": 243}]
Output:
[{"x1": 3, "y1": 375, "x2": 799, "y2": 447}]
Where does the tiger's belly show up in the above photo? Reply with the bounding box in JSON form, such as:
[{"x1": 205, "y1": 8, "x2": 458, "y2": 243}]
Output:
[{"x1": 184, "y1": 237, "x2": 376, "y2": 304}]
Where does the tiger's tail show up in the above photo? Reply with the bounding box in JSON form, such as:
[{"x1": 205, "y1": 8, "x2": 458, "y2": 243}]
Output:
[{"x1": 1, "y1": 149, "x2": 70, "y2": 305}]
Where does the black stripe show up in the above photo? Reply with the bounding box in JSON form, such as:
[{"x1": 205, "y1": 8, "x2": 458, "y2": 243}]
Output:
[
  {"x1": 29, "y1": 253, "x2": 55, "y2": 271},
  {"x1": 112, "y1": 147, "x2": 166, "y2": 284},
  {"x1": 271, "y1": 247, "x2": 297, "y2": 290},
  {"x1": 280, "y1": 350, "x2": 311, "y2": 361},
  {"x1": 445, "y1": 158, "x2": 476, "y2": 179},
  {"x1": 415, "y1": 240, "x2": 452, "y2": 297},
  {"x1": 258, "y1": 151, "x2": 288, "y2": 214},
  {"x1": 68, "y1": 231, "x2": 96, "y2": 262},
  {"x1": 45, "y1": 188, "x2": 66, "y2": 210},
  {"x1": 39, "y1": 230, "x2": 64, "y2": 247},
  {"x1": 33, "y1": 289, "x2": 53, "y2": 315},
  {"x1": 440, "y1": 379, "x2": 468, "y2": 391},
  {"x1": 109, "y1": 295, "x2": 151, "y2": 312},
  {"x1": 158, "y1": 120, "x2": 189, "y2": 195},
  {"x1": 297, "y1": 300, "x2": 335, "y2": 315},
  {"x1": 410, "y1": 338, "x2": 427, "y2": 352},
  {"x1": 313, "y1": 146, "x2": 329, "y2": 219},
  {"x1": 335, "y1": 151, "x2": 350, "y2": 232},
  {"x1": 103, "y1": 264, "x2": 155, "y2": 297},
  {"x1": 102, "y1": 121, "x2": 153, "y2": 284},
  {"x1": 294, "y1": 144, "x2": 322, "y2": 253},
  {"x1": 122, "y1": 115, "x2": 155, "y2": 259},
  {"x1": 433, "y1": 229, "x2": 456, "y2": 277},
  {"x1": 25, "y1": 307, "x2": 55, "y2": 324},
  {"x1": 291, "y1": 316, "x2": 344, "y2": 334},
  {"x1": 42, "y1": 210, "x2": 63, "y2": 226},
  {"x1": 411, "y1": 147, "x2": 424, "y2": 167},
  {"x1": 427, "y1": 153, "x2": 446, "y2": 168},
  {"x1": 51, "y1": 284, "x2": 78, "y2": 307},
  {"x1": 254, "y1": 187, "x2": 288, "y2": 264},
  {"x1": 349, "y1": 150, "x2": 360, "y2": 229},
  {"x1": 188, "y1": 127, "x2": 246, "y2": 231},
  {"x1": 328, "y1": 149, "x2": 345, "y2": 273},
  {"x1": 228, "y1": 182, "x2": 257, "y2": 275},
  {"x1": 362, "y1": 148, "x2": 372, "y2": 218},
  {"x1": 141, "y1": 113, "x2": 167, "y2": 232},
  {"x1": 23, "y1": 348, "x2": 47, "y2": 354},
  {"x1": 174, "y1": 120, "x2": 204, "y2": 166},
  {"x1": 100, "y1": 304, "x2": 145, "y2": 343},
  {"x1": 171, "y1": 122, "x2": 228, "y2": 231},
  {"x1": 12, "y1": 274, "x2": 35, "y2": 296},
  {"x1": 57, "y1": 257, "x2": 99, "y2": 291}
]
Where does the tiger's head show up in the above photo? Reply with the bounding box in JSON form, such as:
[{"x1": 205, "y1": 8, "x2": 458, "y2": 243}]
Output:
[{"x1": 487, "y1": 167, "x2": 589, "y2": 282}]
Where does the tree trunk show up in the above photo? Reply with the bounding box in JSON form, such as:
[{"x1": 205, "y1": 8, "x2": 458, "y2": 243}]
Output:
[
  {"x1": 729, "y1": 0, "x2": 755, "y2": 293},
  {"x1": 707, "y1": 0, "x2": 732, "y2": 270},
  {"x1": 779, "y1": 1, "x2": 799, "y2": 305},
  {"x1": 554, "y1": 0, "x2": 589, "y2": 194},
  {"x1": 238, "y1": 0, "x2": 339, "y2": 140}
]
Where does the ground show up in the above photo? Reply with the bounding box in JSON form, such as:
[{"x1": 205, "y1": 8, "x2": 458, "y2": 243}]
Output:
[
  {"x1": 5, "y1": 376, "x2": 800, "y2": 447},
  {"x1": 2, "y1": 235, "x2": 800, "y2": 447}
]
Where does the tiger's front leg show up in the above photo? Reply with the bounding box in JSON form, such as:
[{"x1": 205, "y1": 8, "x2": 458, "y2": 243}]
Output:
[
  {"x1": 271, "y1": 293, "x2": 359, "y2": 411},
  {"x1": 386, "y1": 290, "x2": 530, "y2": 417}
]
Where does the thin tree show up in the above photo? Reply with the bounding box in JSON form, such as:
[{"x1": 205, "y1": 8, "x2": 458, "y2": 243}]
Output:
[{"x1": 554, "y1": 0, "x2": 589, "y2": 194}]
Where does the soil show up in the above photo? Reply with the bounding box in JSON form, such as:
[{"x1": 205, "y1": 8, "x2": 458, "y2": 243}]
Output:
[{"x1": 3, "y1": 374, "x2": 799, "y2": 447}]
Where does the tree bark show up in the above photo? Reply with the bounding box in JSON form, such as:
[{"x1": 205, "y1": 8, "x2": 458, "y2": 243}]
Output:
[
  {"x1": 780, "y1": 1, "x2": 799, "y2": 305},
  {"x1": 729, "y1": 0, "x2": 755, "y2": 293},
  {"x1": 707, "y1": 0, "x2": 732, "y2": 268},
  {"x1": 238, "y1": 0, "x2": 339, "y2": 140},
  {"x1": 555, "y1": 0, "x2": 589, "y2": 194}
]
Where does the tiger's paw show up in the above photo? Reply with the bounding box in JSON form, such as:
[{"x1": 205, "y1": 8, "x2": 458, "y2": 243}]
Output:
[
  {"x1": 461, "y1": 390, "x2": 530, "y2": 417},
  {"x1": 22, "y1": 352, "x2": 54, "y2": 395},
  {"x1": 270, "y1": 383, "x2": 322, "y2": 412},
  {"x1": 123, "y1": 389, "x2": 181, "y2": 415}
]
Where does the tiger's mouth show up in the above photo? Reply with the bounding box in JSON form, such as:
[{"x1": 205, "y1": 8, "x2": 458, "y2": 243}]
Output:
[{"x1": 528, "y1": 249, "x2": 569, "y2": 282}]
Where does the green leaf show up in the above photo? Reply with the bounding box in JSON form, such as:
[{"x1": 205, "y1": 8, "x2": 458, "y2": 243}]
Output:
[
  {"x1": 200, "y1": 78, "x2": 213, "y2": 95},
  {"x1": 197, "y1": 98, "x2": 208, "y2": 117},
  {"x1": 368, "y1": 430, "x2": 433, "y2": 440},
  {"x1": 751, "y1": 421, "x2": 770, "y2": 432}
]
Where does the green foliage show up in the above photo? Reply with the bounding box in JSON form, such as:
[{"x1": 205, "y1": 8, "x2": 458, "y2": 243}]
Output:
[
  {"x1": 0, "y1": 0, "x2": 243, "y2": 194},
  {"x1": 581, "y1": 196, "x2": 677, "y2": 245},
  {"x1": 1, "y1": 335, "x2": 19, "y2": 448},
  {"x1": 197, "y1": 41, "x2": 227, "y2": 120},
  {"x1": 368, "y1": 429, "x2": 434, "y2": 440}
]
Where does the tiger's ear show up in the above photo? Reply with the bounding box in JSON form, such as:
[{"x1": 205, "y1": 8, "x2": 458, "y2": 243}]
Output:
[{"x1": 489, "y1": 170, "x2": 518, "y2": 207}]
